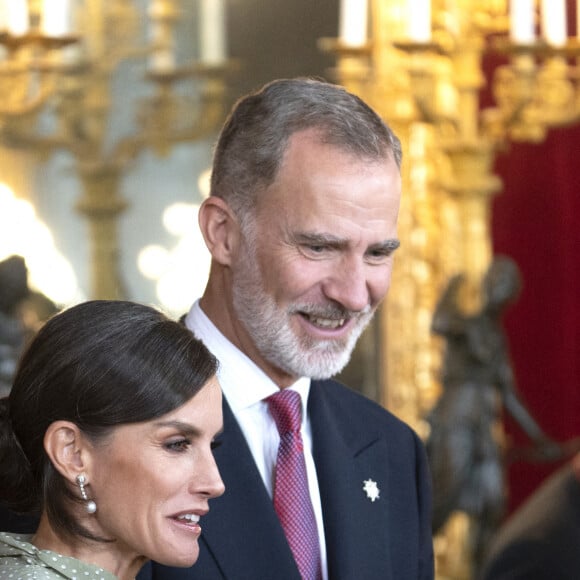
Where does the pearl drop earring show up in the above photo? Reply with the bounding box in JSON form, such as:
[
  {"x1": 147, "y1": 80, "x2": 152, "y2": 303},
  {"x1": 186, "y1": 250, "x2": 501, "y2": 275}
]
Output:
[{"x1": 76, "y1": 474, "x2": 97, "y2": 514}]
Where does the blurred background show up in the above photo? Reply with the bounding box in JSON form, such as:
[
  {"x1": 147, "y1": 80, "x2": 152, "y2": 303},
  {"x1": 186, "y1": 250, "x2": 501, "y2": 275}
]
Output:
[{"x1": 1, "y1": 0, "x2": 579, "y2": 577}]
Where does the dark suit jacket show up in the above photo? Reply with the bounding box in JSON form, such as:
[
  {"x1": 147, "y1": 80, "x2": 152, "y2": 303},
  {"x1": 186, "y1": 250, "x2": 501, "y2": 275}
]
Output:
[
  {"x1": 481, "y1": 464, "x2": 580, "y2": 580},
  {"x1": 143, "y1": 379, "x2": 434, "y2": 580}
]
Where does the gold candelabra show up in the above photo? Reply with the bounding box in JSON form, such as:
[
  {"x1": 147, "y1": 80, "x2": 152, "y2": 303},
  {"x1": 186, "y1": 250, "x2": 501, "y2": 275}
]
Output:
[
  {"x1": 0, "y1": 0, "x2": 233, "y2": 299},
  {"x1": 322, "y1": 0, "x2": 580, "y2": 577}
]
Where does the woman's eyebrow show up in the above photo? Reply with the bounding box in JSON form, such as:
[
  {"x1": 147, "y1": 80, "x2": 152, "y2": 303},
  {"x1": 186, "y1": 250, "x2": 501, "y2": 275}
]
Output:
[
  {"x1": 154, "y1": 421, "x2": 225, "y2": 440},
  {"x1": 154, "y1": 420, "x2": 201, "y2": 437}
]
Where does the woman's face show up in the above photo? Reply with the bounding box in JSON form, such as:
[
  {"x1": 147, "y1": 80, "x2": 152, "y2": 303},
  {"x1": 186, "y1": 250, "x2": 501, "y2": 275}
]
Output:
[{"x1": 85, "y1": 376, "x2": 224, "y2": 569}]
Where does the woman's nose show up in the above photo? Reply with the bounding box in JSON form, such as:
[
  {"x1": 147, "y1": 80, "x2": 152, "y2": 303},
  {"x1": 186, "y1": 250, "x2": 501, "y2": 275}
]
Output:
[{"x1": 193, "y1": 451, "x2": 225, "y2": 499}]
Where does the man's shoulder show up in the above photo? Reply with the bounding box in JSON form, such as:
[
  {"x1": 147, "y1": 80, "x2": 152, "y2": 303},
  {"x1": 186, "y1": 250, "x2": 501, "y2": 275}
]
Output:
[
  {"x1": 311, "y1": 378, "x2": 420, "y2": 440},
  {"x1": 494, "y1": 465, "x2": 580, "y2": 540},
  {"x1": 482, "y1": 466, "x2": 580, "y2": 579},
  {"x1": 481, "y1": 538, "x2": 571, "y2": 580}
]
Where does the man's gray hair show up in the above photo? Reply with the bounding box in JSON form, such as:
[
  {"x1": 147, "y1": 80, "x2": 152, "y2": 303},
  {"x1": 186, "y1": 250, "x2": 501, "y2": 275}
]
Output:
[{"x1": 210, "y1": 78, "x2": 401, "y2": 224}]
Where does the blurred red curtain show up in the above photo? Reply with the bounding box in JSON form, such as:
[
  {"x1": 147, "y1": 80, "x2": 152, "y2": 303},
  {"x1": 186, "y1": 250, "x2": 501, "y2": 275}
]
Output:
[
  {"x1": 481, "y1": 0, "x2": 580, "y2": 515},
  {"x1": 492, "y1": 121, "x2": 580, "y2": 513}
]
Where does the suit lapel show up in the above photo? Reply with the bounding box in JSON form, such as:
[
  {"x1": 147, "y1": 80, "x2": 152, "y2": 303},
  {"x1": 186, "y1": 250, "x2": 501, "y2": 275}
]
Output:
[
  {"x1": 199, "y1": 397, "x2": 301, "y2": 580},
  {"x1": 309, "y1": 381, "x2": 394, "y2": 580}
]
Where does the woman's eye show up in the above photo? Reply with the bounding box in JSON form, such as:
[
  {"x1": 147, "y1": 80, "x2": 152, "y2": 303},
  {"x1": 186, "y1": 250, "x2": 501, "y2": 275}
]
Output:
[{"x1": 165, "y1": 439, "x2": 190, "y2": 452}]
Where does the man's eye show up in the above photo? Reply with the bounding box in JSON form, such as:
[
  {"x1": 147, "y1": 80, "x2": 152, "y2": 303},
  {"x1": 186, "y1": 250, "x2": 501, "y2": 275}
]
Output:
[
  {"x1": 367, "y1": 249, "x2": 390, "y2": 262},
  {"x1": 165, "y1": 439, "x2": 190, "y2": 452},
  {"x1": 211, "y1": 439, "x2": 223, "y2": 451},
  {"x1": 301, "y1": 244, "x2": 329, "y2": 256}
]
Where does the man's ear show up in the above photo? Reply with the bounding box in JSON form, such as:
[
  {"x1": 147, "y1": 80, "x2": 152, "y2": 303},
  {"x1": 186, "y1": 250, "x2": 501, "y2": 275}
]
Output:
[
  {"x1": 198, "y1": 196, "x2": 240, "y2": 266},
  {"x1": 43, "y1": 421, "x2": 92, "y2": 484}
]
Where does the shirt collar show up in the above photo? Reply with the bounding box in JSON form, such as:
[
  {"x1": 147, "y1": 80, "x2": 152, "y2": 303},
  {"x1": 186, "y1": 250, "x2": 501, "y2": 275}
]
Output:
[{"x1": 185, "y1": 301, "x2": 311, "y2": 414}]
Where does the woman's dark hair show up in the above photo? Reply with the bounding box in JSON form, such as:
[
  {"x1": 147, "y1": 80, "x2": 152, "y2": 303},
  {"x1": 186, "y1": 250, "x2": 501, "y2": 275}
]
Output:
[{"x1": 0, "y1": 300, "x2": 218, "y2": 541}]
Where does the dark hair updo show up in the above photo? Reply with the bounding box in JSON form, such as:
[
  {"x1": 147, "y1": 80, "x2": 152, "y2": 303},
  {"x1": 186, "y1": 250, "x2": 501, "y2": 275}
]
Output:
[{"x1": 0, "y1": 300, "x2": 218, "y2": 540}]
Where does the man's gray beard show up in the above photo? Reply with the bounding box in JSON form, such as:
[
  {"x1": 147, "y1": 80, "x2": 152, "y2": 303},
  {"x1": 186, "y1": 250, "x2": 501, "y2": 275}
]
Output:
[{"x1": 231, "y1": 241, "x2": 374, "y2": 380}]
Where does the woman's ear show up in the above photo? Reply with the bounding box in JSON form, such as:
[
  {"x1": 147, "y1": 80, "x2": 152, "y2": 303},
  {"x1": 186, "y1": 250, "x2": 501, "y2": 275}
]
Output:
[
  {"x1": 198, "y1": 196, "x2": 240, "y2": 266},
  {"x1": 43, "y1": 421, "x2": 91, "y2": 483}
]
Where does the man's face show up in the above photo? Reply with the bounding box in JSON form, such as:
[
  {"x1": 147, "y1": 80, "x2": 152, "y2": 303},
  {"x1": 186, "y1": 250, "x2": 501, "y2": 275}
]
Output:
[{"x1": 231, "y1": 129, "x2": 401, "y2": 386}]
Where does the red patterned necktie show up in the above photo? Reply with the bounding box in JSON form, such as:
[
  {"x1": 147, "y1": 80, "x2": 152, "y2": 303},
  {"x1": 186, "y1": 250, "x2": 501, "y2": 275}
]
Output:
[{"x1": 267, "y1": 389, "x2": 322, "y2": 580}]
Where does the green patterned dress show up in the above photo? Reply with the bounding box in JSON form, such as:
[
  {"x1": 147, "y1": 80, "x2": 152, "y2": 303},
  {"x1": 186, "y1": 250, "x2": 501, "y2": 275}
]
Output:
[{"x1": 0, "y1": 532, "x2": 118, "y2": 579}]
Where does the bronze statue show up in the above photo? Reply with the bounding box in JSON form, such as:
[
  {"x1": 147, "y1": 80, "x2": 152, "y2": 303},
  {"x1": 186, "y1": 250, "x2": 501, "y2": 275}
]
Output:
[
  {"x1": 426, "y1": 256, "x2": 561, "y2": 570},
  {"x1": 0, "y1": 255, "x2": 58, "y2": 397},
  {"x1": 0, "y1": 256, "x2": 29, "y2": 397}
]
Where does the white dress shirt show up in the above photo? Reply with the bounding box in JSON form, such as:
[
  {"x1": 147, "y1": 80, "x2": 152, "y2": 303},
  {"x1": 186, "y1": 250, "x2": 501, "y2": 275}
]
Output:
[{"x1": 184, "y1": 301, "x2": 328, "y2": 579}]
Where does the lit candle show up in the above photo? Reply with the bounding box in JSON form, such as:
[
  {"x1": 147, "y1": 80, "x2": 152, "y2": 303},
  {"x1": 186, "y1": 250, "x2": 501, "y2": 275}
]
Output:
[
  {"x1": 42, "y1": 0, "x2": 72, "y2": 36},
  {"x1": 338, "y1": 0, "x2": 368, "y2": 47},
  {"x1": 509, "y1": 0, "x2": 535, "y2": 43},
  {"x1": 7, "y1": 0, "x2": 29, "y2": 36},
  {"x1": 540, "y1": 0, "x2": 567, "y2": 46},
  {"x1": 200, "y1": 0, "x2": 226, "y2": 64},
  {"x1": 408, "y1": 0, "x2": 431, "y2": 42}
]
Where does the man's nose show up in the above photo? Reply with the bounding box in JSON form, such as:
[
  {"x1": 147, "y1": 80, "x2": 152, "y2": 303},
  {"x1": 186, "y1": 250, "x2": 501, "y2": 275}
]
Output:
[{"x1": 321, "y1": 259, "x2": 372, "y2": 313}]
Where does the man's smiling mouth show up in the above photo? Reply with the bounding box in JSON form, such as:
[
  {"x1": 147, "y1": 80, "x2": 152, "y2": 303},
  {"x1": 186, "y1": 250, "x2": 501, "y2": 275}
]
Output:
[{"x1": 304, "y1": 314, "x2": 346, "y2": 329}]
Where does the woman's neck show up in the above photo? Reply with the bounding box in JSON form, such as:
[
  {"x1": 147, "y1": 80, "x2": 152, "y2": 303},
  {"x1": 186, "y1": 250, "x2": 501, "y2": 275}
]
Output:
[{"x1": 32, "y1": 513, "x2": 145, "y2": 580}]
